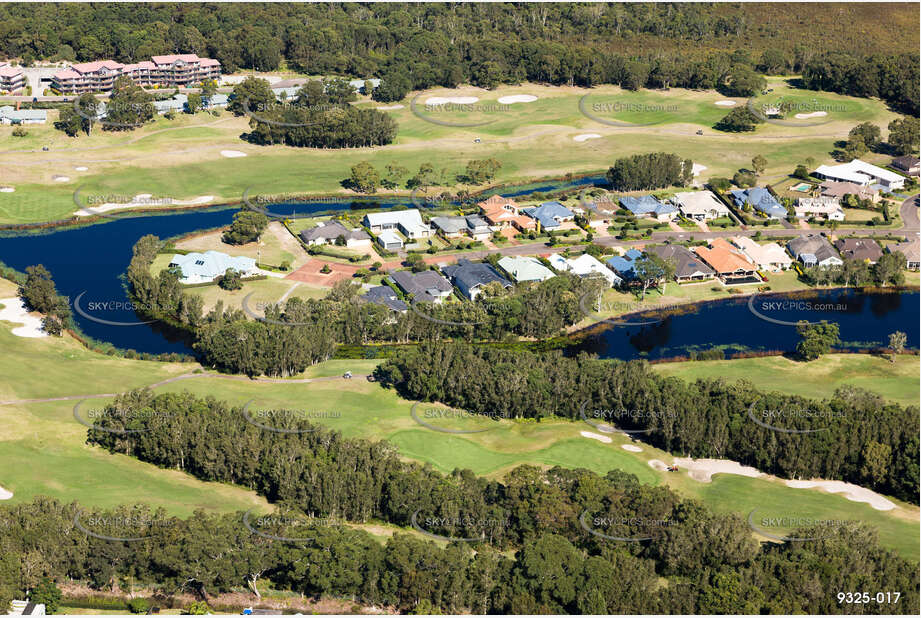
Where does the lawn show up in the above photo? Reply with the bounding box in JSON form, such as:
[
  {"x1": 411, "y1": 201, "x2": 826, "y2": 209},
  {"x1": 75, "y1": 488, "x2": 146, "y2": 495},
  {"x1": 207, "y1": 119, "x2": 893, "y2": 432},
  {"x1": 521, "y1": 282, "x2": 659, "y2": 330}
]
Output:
[
  {"x1": 651, "y1": 353, "x2": 920, "y2": 407},
  {"x1": 0, "y1": 81, "x2": 901, "y2": 225}
]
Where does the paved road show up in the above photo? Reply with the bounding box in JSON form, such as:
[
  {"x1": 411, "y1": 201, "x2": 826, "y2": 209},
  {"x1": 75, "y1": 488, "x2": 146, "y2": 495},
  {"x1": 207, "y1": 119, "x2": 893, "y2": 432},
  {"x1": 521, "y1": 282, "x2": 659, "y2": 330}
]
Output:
[{"x1": 0, "y1": 372, "x2": 367, "y2": 406}]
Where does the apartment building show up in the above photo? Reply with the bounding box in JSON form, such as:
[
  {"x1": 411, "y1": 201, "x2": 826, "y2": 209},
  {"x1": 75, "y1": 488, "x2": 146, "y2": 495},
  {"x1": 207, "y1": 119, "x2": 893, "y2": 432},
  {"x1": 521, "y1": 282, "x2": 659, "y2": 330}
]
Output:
[
  {"x1": 0, "y1": 63, "x2": 26, "y2": 93},
  {"x1": 52, "y1": 54, "x2": 220, "y2": 94}
]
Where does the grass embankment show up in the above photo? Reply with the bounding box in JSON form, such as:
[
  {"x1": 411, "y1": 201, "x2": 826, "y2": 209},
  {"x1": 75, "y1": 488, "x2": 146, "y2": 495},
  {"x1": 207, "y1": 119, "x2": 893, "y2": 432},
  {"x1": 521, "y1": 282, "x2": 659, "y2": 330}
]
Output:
[{"x1": 0, "y1": 81, "x2": 902, "y2": 225}]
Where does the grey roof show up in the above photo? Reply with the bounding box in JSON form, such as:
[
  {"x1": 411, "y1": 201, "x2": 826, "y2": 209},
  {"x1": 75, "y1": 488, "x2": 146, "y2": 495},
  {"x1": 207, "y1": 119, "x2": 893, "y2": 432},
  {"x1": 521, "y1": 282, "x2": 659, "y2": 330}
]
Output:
[
  {"x1": 363, "y1": 285, "x2": 408, "y2": 312},
  {"x1": 729, "y1": 188, "x2": 787, "y2": 219},
  {"x1": 431, "y1": 216, "x2": 468, "y2": 235},
  {"x1": 787, "y1": 234, "x2": 841, "y2": 264},
  {"x1": 645, "y1": 244, "x2": 716, "y2": 278},
  {"x1": 523, "y1": 201, "x2": 575, "y2": 229},
  {"x1": 0, "y1": 106, "x2": 46, "y2": 122},
  {"x1": 299, "y1": 220, "x2": 370, "y2": 243},
  {"x1": 834, "y1": 238, "x2": 883, "y2": 262},
  {"x1": 442, "y1": 259, "x2": 512, "y2": 292},
  {"x1": 389, "y1": 269, "x2": 453, "y2": 303}
]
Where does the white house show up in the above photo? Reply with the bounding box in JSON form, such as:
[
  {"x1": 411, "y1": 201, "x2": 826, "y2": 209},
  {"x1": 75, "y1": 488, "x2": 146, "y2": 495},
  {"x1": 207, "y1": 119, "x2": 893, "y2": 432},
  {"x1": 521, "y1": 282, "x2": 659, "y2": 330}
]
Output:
[
  {"x1": 363, "y1": 209, "x2": 432, "y2": 240},
  {"x1": 549, "y1": 253, "x2": 622, "y2": 287},
  {"x1": 814, "y1": 159, "x2": 905, "y2": 191},
  {"x1": 376, "y1": 229, "x2": 404, "y2": 250},
  {"x1": 670, "y1": 191, "x2": 730, "y2": 221},
  {"x1": 794, "y1": 197, "x2": 846, "y2": 221},
  {"x1": 168, "y1": 251, "x2": 257, "y2": 284},
  {"x1": 0, "y1": 106, "x2": 47, "y2": 124},
  {"x1": 730, "y1": 237, "x2": 793, "y2": 271},
  {"x1": 497, "y1": 256, "x2": 556, "y2": 283}
]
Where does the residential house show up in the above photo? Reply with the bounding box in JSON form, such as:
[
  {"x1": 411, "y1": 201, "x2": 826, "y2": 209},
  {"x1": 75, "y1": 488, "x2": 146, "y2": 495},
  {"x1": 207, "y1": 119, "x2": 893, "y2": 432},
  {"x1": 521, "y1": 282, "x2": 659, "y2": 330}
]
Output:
[
  {"x1": 891, "y1": 155, "x2": 919, "y2": 177},
  {"x1": 645, "y1": 244, "x2": 716, "y2": 282},
  {"x1": 605, "y1": 248, "x2": 643, "y2": 282},
  {"x1": 389, "y1": 270, "x2": 454, "y2": 303},
  {"x1": 362, "y1": 285, "x2": 408, "y2": 312},
  {"x1": 441, "y1": 259, "x2": 513, "y2": 300},
  {"x1": 814, "y1": 159, "x2": 905, "y2": 191},
  {"x1": 834, "y1": 238, "x2": 883, "y2": 264},
  {"x1": 818, "y1": 180, "x2": 878, "y2": 204},
  {"x1": 299, "y1": 220, "x2": 371, "y2": 248},
  {"x1": 430, "y1": 215, "x2": 491, "y2": 240},
  {"x1": 620, "y1": 195, "x2": 679, "y2": 221},
  {"x1": 795, "y1": 197, "x2": 846, "y2": 221},
  {"x1": 786, "y1": 234, "x2": 843, "y2": 268},
  {"x1": 478, "y1": 195, "x2": 536, "y2": 231},
  {"x1": 497, "y1": 256, "x2": 556, "y2": 283},
  {"x1": 671, "y1": 191, "x2": 730, "y2": 221},
  {"x1": 168, "y1": 251, "x2": 257, "y2": 284},
  {"x1": 0, "y1": 105, "x2": 46, "y2": 124},
  {"x1": 729, "y1": 187, "x2": 787, "y2": 219},
  {"x1": 363, "y1": 209, "x2": 432, "y2": 240},
  {"x1": 153, "y1": 94, "x2": 188, "y2": 115},
  {"x1": 549, "y1": 253, "x2": 622, "y2": 287},
  {"x1": 887, "y1": 237, "x2": 920, "y2": 270},
  {"x1": 523, "y1": 201, "x2": 576, "y2": 230},
  {"x1": 376, "y1": 229, "x2": 404, "y2": 250},
  {"x1": 730, "y1": 237, "x2": 792, "y2": 272},
  {"x1": 693, "y1": 238, "x2": 759, "y2": 282},
  {"x1": 203, "y1": 93, "x2": 229, "y2": 109},
  {"x1": 0, "y1": 64, "x2": 25, "y2": 93}
]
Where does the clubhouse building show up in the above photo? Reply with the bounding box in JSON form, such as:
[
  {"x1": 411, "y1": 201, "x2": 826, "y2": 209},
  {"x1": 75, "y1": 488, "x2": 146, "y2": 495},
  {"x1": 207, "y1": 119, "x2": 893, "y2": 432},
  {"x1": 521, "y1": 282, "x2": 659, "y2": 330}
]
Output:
[{"x1": 52, "y1": 54, "x2": 221, "y2": 94}]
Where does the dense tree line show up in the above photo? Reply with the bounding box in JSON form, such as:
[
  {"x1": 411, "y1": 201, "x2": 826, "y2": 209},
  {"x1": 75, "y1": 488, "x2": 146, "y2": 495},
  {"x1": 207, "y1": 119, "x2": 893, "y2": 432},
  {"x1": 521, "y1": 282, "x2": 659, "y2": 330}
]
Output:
[
  {"x1": 71, "y1": 386, "x2": 918, "y2": 614},
  {"x1": 2, "y1": 495, "x2": 917, "y2": 614},
  {"x1": 606, "y1": 152, "x2": 693, "y2": 191},
  {"x1": 375, "y1": 344, "x2": 919, "y2": 503},
  {"x1": 0, "y1": 4, "x2": 915, "y2": 113},
  {"x1": 17, "y1": 264, "x2": 72, "y2": 336}
]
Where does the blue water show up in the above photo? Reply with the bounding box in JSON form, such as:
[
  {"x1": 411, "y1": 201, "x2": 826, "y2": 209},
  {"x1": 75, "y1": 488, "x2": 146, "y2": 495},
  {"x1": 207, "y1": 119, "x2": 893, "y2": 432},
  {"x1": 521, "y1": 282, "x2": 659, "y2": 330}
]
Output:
[{"x1": 572, "y1": 288, "x2": 920, "y2": 360}]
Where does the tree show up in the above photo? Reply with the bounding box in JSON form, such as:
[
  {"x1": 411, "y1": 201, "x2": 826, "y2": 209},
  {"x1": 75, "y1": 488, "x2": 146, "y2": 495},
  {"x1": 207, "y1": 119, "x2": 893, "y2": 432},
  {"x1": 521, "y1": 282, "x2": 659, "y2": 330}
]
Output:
[
  {"x1": 407, "y1": 163, "x2": 438, "y2": 190},
  {"x1": 200, "y1": 79, "x2": 218, "y2": 98},
  {"x1": 104, "y1": 76, "x2": 154, "y2": 130},
  {"x1": 793, "y1": 164, "x2": 810, "y2": 180},
  {"x1": 751, "y1": 155, "x2": 767, "y2": 175},
  {"x1": 218, "y1": 268, "x2": 243, "y2": 291},
  {"x1": 186, "y1": 92, "x2": 202, "y2": 114},
  {"x1": 463, "y1": 159, "x2": 502, "y2": 184},
  {"x1": 714, "y1": 107, "x2": 763, "y2": 132},
  {"x1": 795, "y1": 320, "x2": 840, "y2": 360},
  {"x1": 30, "y1": 578, "x2": 61, "y2": 614},
  {"x1": 633, "y1": 254, "x2": 671, "y2": 298},
  {"x1": 372, "y1": 69, "x2": 411, "y2": 103},
  {"x1": 860, "y1": 441, "x2": 892, "y2": 486},
  {"x1": 228, "y1": 76, "x2": 275, "y2": 116},
  {"x1": 349, "y1": 161, "x2": 380, "y2": 194},
  {"x1": 888, "y1": 331, "x2": 907, "y2": 358},
  {"x1": 848, "y1": 122, "x2": 882, "y2": 151},
  {"x1": 887, "y1": 116, "x2": 919, "y2": 155},
  {"x1": 872, "y1": 252, "x2": 905, "y2": 286},
  {"x1": 222, "y1": 210, "x2": 268, "y2": 245},
  {"x1": 732, "y1": 170, "x2": 757, "y2": 188},
  {"x1": 724, "y1": 66, "x2": 766, "y2": 97}
]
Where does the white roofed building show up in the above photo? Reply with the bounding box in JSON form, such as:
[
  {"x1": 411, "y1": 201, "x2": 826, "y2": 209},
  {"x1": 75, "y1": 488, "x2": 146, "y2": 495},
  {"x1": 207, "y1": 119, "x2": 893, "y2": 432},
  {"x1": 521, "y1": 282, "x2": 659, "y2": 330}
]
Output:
[{"x1": 814, "y1": 159, "x2": 905, "y2": 190}]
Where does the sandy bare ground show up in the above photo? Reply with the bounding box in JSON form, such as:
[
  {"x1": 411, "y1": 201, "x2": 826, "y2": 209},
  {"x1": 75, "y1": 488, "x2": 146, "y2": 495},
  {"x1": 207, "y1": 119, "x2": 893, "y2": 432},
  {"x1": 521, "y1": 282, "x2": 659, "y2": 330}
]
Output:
[
  {"x1": 786, "y1": 479, "x2": 896, "y2": 511},
  {"x1": 672, "y1": 456, "x2": 763, "y2": 482},
  {"x1": 75, "y1": 194, "x2": 215, "y2": 217},
  {"x1": 580, "y1": 430, "x2": 612, "y2": 443},
  {"x1": 573, "y1": 133, "x2": 601, "y2": 142},
  {"x1": 795, "y1": 111, "x2": 828, "y2": 119},
  {"x1": 0, "y1": 297, "x2": 47, "y2": 337},
  {"x1": 692, "y1": 163, "x2": 707, "y2": 176},
  {"x1": 220, "y1": 149, "x2": 247, "y2": 158},
  {"x1": 0, "y1": 187, "x2": 13, "y2": 192},
  {"x1": 621, "y1": 444, "x2": 642, "y2": 452},
  {"x1": 0, "y1": 486, "x2": 12, "y2": 500},
  {"x1": 497, "y1": 94, "x2": 538, "y2": 104},
  {"x1": 376, "y1": 104, "x2": 404, "y2": 110},
  {"x1": 715, "y1": 100, "x2": 737, "y2": 106},
  {"x1": 648, "y1": 459, "x2": 669, "y2": 472},
  {"x1": 425, "y1": 96, "x2": 479, "y2": 105}
]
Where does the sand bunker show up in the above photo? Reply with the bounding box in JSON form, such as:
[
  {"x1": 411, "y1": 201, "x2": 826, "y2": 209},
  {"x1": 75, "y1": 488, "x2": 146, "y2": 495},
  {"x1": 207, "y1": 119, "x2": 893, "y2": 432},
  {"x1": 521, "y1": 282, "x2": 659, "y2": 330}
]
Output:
[
  {"x1": 0, "y1": 187, "x2": 14, "y2": 193},
  {"x1": 621, "y1": 444, "x2": 642, "y2": 452},
  {"x1": 376, "y1": 104, "x2": 404, "y2": 110},
  {"x1": 75, "y1": 166, "x2": 88, "y2": 171},
  {"x1": 580, "y1": 431, "x2": 612, "y2": 444},
  {"x1": 786, "y1": 479, "x2": 895, "y2": 511},
  {"x1": 52, "y1": 175, "x2": 70, "y2": 182},
  {"x1": 0, "y1": 486, "x2": 12, "y2": 500},
  {"x1": 715, "y1": 100, "x2": 737, "y2": 107},
  {"x1": 648, "y1": 459, "x2": 669, "y2": 472},
  {"x1": 75, "y1": 195, "x2": 215, "y2": 216},
  {"x1": 425, "y1": 96, "x2": 479, "y2": 105},
  {"x1": 673, "y1": 457, "x2": 763, "y2": 482},
  {"x1": 221, "y1": 150, "x2": 247, "y2": 158},
  {"x1": 795, "y1": 111, "x2": 827, "y2": 119},
  {"x1": 573, "y1": 133, "x2": 602, "y2": 142},
  {"x1": 691, "y1": 163, "x2": 707, "y2": 176},
  {"x1": 497, "y1": 94, "x2": 537, "y2": 104},
  {"x1": 0, "y1": 297, "x2": 48, "y2": 338}
]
